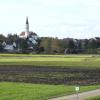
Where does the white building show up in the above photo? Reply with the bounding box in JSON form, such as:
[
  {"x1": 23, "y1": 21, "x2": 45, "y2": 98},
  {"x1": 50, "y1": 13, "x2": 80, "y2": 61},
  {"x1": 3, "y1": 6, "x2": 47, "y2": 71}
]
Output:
[
  {"x1": 19, "y1": 17, "x2": 39, "y2": 49},
  {"x1": 2, "y1": 42, "x2": 16, "y2": 51}
]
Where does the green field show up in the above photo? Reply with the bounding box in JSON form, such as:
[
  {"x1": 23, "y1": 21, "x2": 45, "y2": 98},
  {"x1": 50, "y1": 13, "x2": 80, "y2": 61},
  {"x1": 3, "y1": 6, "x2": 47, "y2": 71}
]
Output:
[
  {"x1": 0, "y1": 82, "x2": 100, "y2": 100},
  {"x1": 0, "y1": 54, "x2": 100, "y2": 68},
  {"x1": 86, "y1": 96, "x2": 100, "y2": 100},
  {"x1": 0, "y1": 54, "x2": 100, "y2": 100}
]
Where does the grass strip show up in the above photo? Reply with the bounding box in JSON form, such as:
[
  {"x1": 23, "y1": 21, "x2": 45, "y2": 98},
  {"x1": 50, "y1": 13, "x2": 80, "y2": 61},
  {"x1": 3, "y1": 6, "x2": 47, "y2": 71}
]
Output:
[{"x1": 0, "y1": 82, "x2": 99, "y2": 100}]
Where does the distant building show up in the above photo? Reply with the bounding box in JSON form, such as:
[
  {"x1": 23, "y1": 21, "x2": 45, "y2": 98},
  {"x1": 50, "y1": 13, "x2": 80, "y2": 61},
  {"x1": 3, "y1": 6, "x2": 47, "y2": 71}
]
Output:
[
  {"x1": 20, "y1": 17, "x2": 29, "y2": 38},
  {"x1": 0, "y1": 17, "x2": 39, "y2": 52},
  {"x1": 2, "y1": 42, "x2": 16, "y2": 51},
  {"x1": 19, "y1": 17, "x2": 39, "y2": 50}
]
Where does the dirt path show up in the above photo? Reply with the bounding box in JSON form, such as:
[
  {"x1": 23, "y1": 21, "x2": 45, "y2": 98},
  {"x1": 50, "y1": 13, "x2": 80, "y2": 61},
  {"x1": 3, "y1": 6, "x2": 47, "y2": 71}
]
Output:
[{"x1": 49, "y1": 89, "x2": 100, "y2": 100}]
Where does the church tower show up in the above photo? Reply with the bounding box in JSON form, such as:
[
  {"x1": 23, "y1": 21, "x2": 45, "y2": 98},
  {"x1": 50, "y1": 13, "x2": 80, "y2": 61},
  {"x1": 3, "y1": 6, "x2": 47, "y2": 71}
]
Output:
[
  {"x1": 20, "y1": 17, "x2": 30, "y2": 38},
  {"x1": 26, "y1": 17, "x2": 29, "y2": 35}
]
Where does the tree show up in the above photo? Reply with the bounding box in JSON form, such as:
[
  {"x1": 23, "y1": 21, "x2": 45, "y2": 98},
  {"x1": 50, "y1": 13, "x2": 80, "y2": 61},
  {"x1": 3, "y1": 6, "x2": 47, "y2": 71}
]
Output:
[
  {"x1": 62, "y1": 38, "x2": 75, "y2": 49},
  {"x1": 51, "y1": 38, "x2": 62, "y2": 53},
  {"x1": 7, "y1": 34, "x2": 18, "y2": 44},
  {"x1": 40, "y1": 37, "x2": 52, "y2": 53},
  {"x1": 87, "y1": 39, "x2": 97, "y2": 49},
  {"x1": 0, "y1": 42, "x2": 3, "y2": 52},
  {"x1": 19, "y1": 38, "x2": 28, "y2": 51},
  {"x1": 0, "y1": 34, "x2": 6, "y2": 43}
]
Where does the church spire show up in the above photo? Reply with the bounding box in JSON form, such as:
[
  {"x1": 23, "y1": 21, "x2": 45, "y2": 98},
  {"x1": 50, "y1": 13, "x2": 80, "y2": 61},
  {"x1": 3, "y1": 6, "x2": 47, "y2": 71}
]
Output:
[
  {"x1": 26, "y1": 17, "x2": 29, "y2": 24},
  {"x1": 26, "y1": 17, "x2": 29, "y2": 33}
]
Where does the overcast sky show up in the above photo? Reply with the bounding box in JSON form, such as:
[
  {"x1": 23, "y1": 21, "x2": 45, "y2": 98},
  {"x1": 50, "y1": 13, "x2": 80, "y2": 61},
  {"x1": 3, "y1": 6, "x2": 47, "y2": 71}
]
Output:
[{"x1": 0, "y1": 0, "x2": 100, "y2": 39}]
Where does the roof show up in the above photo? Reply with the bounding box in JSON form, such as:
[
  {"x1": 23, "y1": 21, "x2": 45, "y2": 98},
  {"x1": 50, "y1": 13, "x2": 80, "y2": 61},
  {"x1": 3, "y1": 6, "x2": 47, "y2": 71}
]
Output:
[
  {"x1": 26, "y1": 17, "x2": 29, "y2": 24},
  {"x1": 20, "y1": 32, "x2": 26, "y2": 36},
  {"x1": 29, "y1": 31, "x2": 37, "y2": 35}
]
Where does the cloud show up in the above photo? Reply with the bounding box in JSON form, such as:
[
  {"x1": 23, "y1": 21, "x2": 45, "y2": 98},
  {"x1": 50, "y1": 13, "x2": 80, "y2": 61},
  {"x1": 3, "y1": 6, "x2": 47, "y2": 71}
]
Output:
[
  {"x1": 37, "y1": 0, "x2": 77, "y2": 6},
  {"x1": 86, "y1": 0, "x2": 100, "y2": 6},
  {"x1": 72, "y1": 32, "x2": 97, "y2": 39},
  {"x1": 0, "y1": 0, "x2": 100, "y2": 38},
  {"x1": 94, "y1": 25, "x2": 100, "y2": 31},
  {"x1": 59, "y1": 25, "x2": 88, "y2": 33}
]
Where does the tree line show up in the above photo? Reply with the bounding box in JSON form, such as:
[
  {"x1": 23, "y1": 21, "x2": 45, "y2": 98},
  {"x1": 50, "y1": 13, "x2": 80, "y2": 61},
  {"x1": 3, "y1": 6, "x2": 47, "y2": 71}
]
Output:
[
  {"x1": 39, "y1": 37, "x2": 100, "y2": 54},
  {"x1": 0, "y1": 33, "x2": 100, "y2": 54}
]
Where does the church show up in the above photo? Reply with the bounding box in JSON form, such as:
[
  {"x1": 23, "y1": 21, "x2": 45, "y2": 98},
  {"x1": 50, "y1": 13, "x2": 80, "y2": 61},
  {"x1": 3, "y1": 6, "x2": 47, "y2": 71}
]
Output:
[
  {"x1": 19, "y1": 17, "x2": 39, "y2": 50},
  {"x1": 3, "y1": 17, "x2": 39, "y2": 52}
]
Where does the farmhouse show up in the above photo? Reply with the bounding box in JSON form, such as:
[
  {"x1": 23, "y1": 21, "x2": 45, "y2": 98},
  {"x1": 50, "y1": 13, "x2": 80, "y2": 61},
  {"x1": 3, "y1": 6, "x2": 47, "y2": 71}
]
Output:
[{"x1": 2, "y1": 42, "x2": 16, "y2": 51}]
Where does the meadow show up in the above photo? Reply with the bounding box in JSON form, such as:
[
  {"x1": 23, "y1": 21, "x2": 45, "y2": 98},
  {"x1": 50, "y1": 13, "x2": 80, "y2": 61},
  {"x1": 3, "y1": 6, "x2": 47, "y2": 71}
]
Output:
[
  {"x1": 0, "y1": 54, "x2": 100, "y2": 68},
  {"x1": 0, "y1": 54, "x2": 99, "y2": 100},
  {"x1": 0, "y1": 82, "x2": 100, "y2": 100},
  {"x1": 86, "y1": 96, "x2": 100, "y2": 100}
]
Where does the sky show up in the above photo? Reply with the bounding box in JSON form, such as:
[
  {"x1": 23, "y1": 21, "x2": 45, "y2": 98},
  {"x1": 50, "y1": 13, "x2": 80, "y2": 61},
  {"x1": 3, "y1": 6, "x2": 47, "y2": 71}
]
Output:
[{"x1": 0, "y1": 0, "x2": 100, "y2": 39}]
